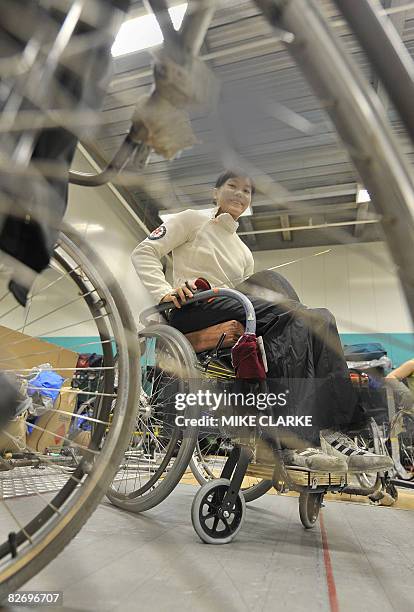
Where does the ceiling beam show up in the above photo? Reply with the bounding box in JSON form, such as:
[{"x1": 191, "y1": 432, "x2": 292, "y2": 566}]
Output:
[
  {"x1": 239, "y1": 218, "x2": 380, "y2": 237},
  {"x1": 252, "y1": 183, "x2": 357, "y2": 207},
  {"x1": 254, "y1": 200, "x2": 359, "y2": 218}
]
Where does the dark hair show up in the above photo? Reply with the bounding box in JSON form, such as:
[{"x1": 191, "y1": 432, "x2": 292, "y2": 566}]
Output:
[{"x1": 214, "y1": 169, "x2": 256, "y2": 196}]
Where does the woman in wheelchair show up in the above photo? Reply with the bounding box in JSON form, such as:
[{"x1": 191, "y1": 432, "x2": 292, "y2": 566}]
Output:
[{"x1": 132, "y1": 169, "x2": 392, "y2": 473}]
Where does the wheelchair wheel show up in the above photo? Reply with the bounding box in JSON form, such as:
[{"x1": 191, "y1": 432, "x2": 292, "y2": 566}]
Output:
[
  {"x1": 107, "y1": 324, "x2": 198, "y2": 513},
  {"x1": 191, "y1": 478, "x2": 246, "y2": 544},
  {"x1": 354, "y1": 418, "x2": 390, "y2": 489},
  {"x1": 390, "y1": 408, "x2": 414, "y2": 480},
  {"x1": 0, "y1": 227, "x2": 139, "y2": 595},
  {"x1": 298, "y1": 492, "x2": 323, "y2": 529},
  {"x1": 399, "y1": 438, "x2": 414, "y2": 480},
  {"x1": 190, "y1": 438, "x2": 272, "y2": 502}
]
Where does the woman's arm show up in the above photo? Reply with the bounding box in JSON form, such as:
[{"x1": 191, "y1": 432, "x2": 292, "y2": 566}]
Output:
[
  {"x1": 386, "y1": 358, "x2": 414, "y2": 380},
  {"x1": 132, "y1": 210, "x2": 194, "y2": 304}
]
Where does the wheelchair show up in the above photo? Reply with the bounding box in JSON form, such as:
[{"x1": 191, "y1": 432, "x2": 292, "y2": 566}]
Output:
[
  {"x1": 107, "y1": 284, "x2": 396, "y2": 542},
  {"x1": 106, "y1": 286, "x2": 274, "y2": 512},
  {"x1": 106, "y1": 273, "x2": 305, "y2": 511}
]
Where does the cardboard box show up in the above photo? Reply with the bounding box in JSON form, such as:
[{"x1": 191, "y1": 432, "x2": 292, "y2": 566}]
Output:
[
  {"x1": 0, "y1": 325, "x2": 79, "y2": 452},
  {"x1": 26, "y1": 386, "x2": 78, "y2": 453},
  {"x1": 71, "y1": 429, "x2": 92, "y2": 449},
  {"x1": 0, "y1": 324, "x2": 78, "y2": 379}
]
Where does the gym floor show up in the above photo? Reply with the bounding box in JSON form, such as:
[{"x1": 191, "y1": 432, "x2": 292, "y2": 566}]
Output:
[{"x1": 2, "y1": 479, "x2": 414, "y2": 612}]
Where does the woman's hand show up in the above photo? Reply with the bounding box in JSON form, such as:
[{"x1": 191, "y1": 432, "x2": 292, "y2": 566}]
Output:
[{"x1": 160, "y1": 281, "x2": 197, "y2": 309}]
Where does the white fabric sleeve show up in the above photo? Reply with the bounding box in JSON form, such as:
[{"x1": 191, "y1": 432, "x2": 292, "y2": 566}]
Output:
[
  {"x1": 131, "y1": 210, "x2": 193, "y2": 304},
  {"x1": 244, "y1": 252, "x2": 255, "y2": 279}
]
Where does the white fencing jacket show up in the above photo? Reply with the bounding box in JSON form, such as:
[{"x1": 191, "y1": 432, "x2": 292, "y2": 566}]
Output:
[{"x1": 132, "y1": 208, "x2": 255, "y2": 304}]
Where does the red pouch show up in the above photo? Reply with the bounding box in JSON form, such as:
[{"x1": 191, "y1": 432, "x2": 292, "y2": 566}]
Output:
[{"x1": 231, "y1": 333, "x2": 266, "y2": 380}]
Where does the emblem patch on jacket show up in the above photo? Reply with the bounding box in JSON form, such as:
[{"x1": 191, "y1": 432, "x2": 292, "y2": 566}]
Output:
[{"x1": 148, "y1": 225, "x2": 166, "y2": 240}]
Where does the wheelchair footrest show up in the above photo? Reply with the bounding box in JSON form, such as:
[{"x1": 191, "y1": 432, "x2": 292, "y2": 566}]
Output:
[
  {"x1": 246, "y1": 463, "x2": 347, "y2": 488},
  {"x1": 285, "y1": 466, "x2": 347, "y2": 488}
]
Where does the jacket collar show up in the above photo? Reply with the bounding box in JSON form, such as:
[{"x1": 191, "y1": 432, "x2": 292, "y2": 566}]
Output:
[{"x1": 210, "y1": 207, "x2": 239, "y2": 233}]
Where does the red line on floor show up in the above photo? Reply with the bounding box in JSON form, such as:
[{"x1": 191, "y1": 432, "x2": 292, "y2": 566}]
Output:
[{"x1": 320, "y1": 510, "x2": 339, "y2": 612}]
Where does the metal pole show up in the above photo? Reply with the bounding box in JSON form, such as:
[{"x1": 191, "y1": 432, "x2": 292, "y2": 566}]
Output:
[
  {"x1": 255, "y1": 0, "x2": 414, "y2": 323},
  {"x1": 179, "y1": 0, "x2": 217, "y2": 56},
  {"x1": 334, "y1": 0, "x2": 414, "y2": 144}
]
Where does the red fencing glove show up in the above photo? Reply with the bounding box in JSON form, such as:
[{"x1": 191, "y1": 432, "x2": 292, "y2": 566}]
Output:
[
  {"x1": 194, "y1": 277, "x2": 211, "y2": 291},
  {"x1": 192, "y1": 277, "x2": 219, "y2": 303}
]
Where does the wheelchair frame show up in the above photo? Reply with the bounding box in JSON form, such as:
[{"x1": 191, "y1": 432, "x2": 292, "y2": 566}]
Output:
[{"x1": 109, "y1": 287, "x2": 399, "y2": 541}]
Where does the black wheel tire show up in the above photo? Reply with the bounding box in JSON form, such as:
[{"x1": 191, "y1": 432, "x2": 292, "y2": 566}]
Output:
[
  {"x1": 191, "y1": 478, "x2": 246, "y2": 544},
  {"x1": 299, "y1": 492, "x2": 323, "y2": 529}
]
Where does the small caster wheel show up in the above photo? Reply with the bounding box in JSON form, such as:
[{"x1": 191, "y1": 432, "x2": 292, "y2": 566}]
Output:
[
  {"x1": 191, "y1": 478, "x2": 246, "y2": 544},
  {"x1": 299, "y1": 492, "x2": 323, "y2": 529}
]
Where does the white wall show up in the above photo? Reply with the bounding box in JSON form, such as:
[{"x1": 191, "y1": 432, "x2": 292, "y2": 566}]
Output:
[{"x1": 253, "y1": 242, "x2": 413, "y2": 335}]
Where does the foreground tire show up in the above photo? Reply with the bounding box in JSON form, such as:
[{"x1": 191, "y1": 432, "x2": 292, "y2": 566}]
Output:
[
  {"x1": 191, "y1": 478, "x2": 246, "y2": 544},
  {"x1": 0, "y1": 227, "x2": 139, "y2": 596}
]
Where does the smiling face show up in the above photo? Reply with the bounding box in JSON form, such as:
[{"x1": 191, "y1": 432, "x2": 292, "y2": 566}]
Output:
[{"x1": 213, "y1": 175, "x2": 253, "y2": 220}]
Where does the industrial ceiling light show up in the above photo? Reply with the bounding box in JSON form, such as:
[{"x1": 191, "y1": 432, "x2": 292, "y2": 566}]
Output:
[
  {"x1": 111, "y1": 3, "x2": 188, "y2": 57},
  {"x1": 356, "y1": 186, "x2": 371, "y2": 203}
]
